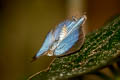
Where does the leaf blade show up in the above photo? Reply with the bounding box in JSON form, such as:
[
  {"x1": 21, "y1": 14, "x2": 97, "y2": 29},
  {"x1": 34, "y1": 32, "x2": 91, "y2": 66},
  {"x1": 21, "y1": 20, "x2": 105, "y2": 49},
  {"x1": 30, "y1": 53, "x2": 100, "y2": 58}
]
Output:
[{"x1": 30, "y1": 15, "x2": 120, "y2": 80}]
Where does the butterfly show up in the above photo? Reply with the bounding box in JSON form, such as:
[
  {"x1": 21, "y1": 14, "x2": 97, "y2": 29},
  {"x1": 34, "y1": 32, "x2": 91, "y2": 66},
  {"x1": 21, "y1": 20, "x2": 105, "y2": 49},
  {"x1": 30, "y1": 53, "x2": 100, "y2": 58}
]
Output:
[{"x1": 32, "y1": 15, "x2": 87, "y2": 61}]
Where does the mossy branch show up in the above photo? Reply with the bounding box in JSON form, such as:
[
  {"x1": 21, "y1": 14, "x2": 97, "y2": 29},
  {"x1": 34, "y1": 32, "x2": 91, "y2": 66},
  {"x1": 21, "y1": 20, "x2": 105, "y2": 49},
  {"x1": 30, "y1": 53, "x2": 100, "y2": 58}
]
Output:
[{"x1": 30, "y1": 15, "x2": 120, "y2": 80}]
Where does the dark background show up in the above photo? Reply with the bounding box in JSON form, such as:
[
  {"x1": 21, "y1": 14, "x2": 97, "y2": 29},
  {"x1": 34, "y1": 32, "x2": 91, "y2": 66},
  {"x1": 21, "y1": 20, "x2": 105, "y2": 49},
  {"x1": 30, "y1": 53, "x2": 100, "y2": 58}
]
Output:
[{"x1": 0, "y1": 0, "x2": 120, "y2": 80}]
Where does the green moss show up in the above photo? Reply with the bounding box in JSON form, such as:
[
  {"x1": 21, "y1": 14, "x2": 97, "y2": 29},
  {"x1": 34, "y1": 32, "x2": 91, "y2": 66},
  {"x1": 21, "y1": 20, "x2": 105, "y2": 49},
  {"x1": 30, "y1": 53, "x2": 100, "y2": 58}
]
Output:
[{"x1": 30, "y1": 15, "x2": 120, "y2": 80}]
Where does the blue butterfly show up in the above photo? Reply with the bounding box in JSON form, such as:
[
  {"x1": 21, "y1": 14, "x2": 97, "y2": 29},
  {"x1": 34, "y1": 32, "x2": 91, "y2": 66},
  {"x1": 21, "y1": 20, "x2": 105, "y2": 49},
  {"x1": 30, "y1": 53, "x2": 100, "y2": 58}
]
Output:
[{"x1": 33, "y1": 15, "x2": 87, "y2": 60}]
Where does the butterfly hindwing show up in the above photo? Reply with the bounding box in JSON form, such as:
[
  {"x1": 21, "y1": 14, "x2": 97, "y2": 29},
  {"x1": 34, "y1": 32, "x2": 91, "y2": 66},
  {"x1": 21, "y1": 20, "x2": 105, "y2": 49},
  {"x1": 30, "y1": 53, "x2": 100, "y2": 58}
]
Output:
[
  {"x1": 35, "y1": 31, "x2": 54, "y2": 57},
  {"x1": 35, "y1": 20, "x2": 76, "y2": 58}
]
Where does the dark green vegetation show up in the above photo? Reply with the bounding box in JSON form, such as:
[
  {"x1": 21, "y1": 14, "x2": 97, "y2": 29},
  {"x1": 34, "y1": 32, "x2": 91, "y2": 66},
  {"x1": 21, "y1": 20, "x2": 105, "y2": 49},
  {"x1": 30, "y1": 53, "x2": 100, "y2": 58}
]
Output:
[{"x1": 30, "y1": 15, "x2": 120, "y2": 80}]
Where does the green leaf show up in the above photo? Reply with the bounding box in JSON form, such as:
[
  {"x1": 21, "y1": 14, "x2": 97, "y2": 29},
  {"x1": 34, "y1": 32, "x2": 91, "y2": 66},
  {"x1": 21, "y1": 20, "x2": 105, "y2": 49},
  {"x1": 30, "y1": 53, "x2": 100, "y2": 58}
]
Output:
[{"x1": 29, "y1": 15, "x2": 120, "y2": 80}]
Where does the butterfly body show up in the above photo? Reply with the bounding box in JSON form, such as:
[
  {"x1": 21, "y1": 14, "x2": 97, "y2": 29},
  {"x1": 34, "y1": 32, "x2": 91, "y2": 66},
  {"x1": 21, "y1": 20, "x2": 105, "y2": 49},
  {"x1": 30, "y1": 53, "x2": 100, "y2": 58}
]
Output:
[{"x1": 33, "y1": 15, "x2": 87, "y2": 60}]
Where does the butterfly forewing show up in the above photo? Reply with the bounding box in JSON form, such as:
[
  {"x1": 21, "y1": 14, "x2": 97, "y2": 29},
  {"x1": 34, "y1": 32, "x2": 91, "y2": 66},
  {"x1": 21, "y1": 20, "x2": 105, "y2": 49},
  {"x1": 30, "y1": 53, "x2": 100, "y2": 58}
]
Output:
[
  {"x1": 53, "y1": 20, "x2": 75, "y2": 40},
  {"x1": 54, "y1": 28, "x2": 80, "y2": 56},
  {"x1": 35, "y1": 31, "x2": 54, "y2": 58},
  {"x1": 54, "y1": 16, "x2": 86, "y2": 56}
]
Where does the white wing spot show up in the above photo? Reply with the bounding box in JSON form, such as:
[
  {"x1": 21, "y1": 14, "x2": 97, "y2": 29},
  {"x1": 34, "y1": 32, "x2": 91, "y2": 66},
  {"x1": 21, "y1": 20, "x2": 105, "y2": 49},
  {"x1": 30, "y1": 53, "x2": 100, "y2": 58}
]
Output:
[{"x1": 59, "y1": 25, "x2": 68, "y2": 41}]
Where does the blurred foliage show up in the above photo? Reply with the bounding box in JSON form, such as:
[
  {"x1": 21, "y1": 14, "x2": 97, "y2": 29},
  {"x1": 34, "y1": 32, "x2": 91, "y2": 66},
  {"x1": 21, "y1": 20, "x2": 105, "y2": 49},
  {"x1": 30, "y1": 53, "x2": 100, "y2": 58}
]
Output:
[{"x1": 28, "y1": 15, "x2": 120, "y2": 80}]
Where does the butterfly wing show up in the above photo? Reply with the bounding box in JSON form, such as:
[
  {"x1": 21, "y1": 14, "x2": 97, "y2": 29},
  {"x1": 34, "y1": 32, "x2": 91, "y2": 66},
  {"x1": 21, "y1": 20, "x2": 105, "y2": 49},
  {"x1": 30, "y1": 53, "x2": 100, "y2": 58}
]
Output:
[
  {"x1": 54, "y1": 16, "x2": 86, "y2": 56},
  {"x1": 33, "y1": 15, "x2": 86, "y2": 60},
  {"x1": 33, "y1": 20, "x2": 76, "y2": 59},
  {"x1": 54, "y1": 27, "x2": 84, "y2": 56},
  {"x1": 35, "y1": 30, "x2": 54, "y2": 58},
  {"x1": 54, "y1": 20, "x2": 75, "y2": 40}
]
